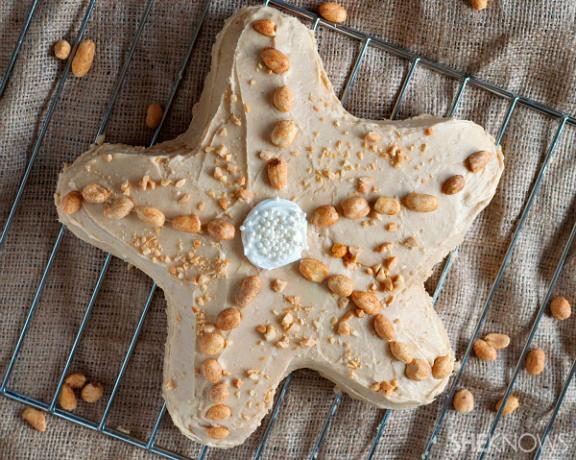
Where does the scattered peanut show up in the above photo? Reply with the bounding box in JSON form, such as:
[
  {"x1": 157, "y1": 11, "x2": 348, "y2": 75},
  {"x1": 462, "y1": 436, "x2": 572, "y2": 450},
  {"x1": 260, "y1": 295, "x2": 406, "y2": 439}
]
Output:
[
  {"x1": 453, "y1": 389, "x2": 474, "y2": 413},
  {"x1": 495, "y1": 395, "x2": 520, "y2": 415},
  {"x1": 260, "y1": 47, "x2": 290, "y2": 74},
  {"x1": 206, "y1": 404, "x2": 231, "y2": 420},
  {"x1": 71, "y1": 39, "x2": 96, "y2": 77},
  {"x1": 327, "y1": 275, "x2": 354, "y2": 297},
  {"x1": 81, "y1": 183, "x2": 110, "y2": 203},
  {"x1": 206, "y1": 425, "x2": 230, "y2": 439},
  {"x1": 484, "y1": 333, "x2": 510, "y2": 350},
  {"x1": 207, "y1": 218, "x2": 235, "y2": 241},
  {"x1": 525, "y1": 347, "x2": 545, "y2": 375},
  {"x1": 405, "y1": 358, "x2": 431, "y2": 381},
  {"x1": 80, "y1": 382, "x2": 104, "y2": 403},
  {"x1": 330, "y1": 243, "x2": 348, "y2": 258},
  {"x1": 53, "y1": 39, "x2": 71, "y2": 60},
  {"x1": 235, "y1": 275, "x2": 262, "y2": 307},
  {"x1": 318, "y1": 2, "x2": 347, "y2": 23},
  {"x1": 145, "y1": 103, "x2": 163, "y2": 129},
  {"x1": 270, "y1": 120, "x2": 298, "y2": 147},
  {"x1": 21, "y1": 408, "x2": 47, "y2": 432},
  {"x1": 299, "y1": 258, "x2": 329, "y2": 283},
  {"x1": 550, "y1": 295, "x2": 571, "y2": 320},
  {"x1": 388, "y1": 341, "x2": 413, "y2": 363},
  {"x1": 340, "y1": 196, "x2": 370, "y2": 219},
  {"x1": 271, "y1": 278, "x2": 287, "y2": 293},
  {"x1": 252, "y1": 19, "x2": 276, "y2": 37},
  {"x1": 171, "y1": 215, "x2": 201, "y2": 233},
  {"x1": 62, "y1": 191, "x2": 82, "y2": 214},
  {"x1": 216, "y1": 307, "x2": 241, "y2": 331},
  {"x1": 442, "y1": 175, "x2": 465, "y2": 195},
  {"x1": 267, "y1": 158, "x2": 288, "y2": 189},
  {"x1": 432, "y1": 355, "x2": 453, "y2": 379},
  {"x1": 64, "y1": 372, "x2": 87, "y2": 389},
  {"x1": 373, "y1": 314, "x2": 395, "y2": 341},
  {"x1": 201, "y1": 359, "x2": 223, "y2": 384},
  {"x1": 57, "y1": 384, "x2": 77, "y2": 411},
  {"x1": 402, "y1": 192, "x2": 438, "y2": 212},
  {"x1": 198, "y1": 332, "x2": 225, "y2": 355},
  {"x1": 466, "y1": 150, "x2": 491, "y2": 172},
  {"x1": 473, "y1": 339, "x2": 497, "y2": 361},
  {"x1": 336, "y1": 321, "x2": 351, "y2": 336},
  {"x1": 272, "y1": 85, "x2": 294, "y2": 112},
  {"x1": 471, "y1": 0, "x2": 488, "y2": 11},
  {"x1": 350, "y1": 291, "x2": 381, "y2": 314},
  {"x1": 135, "y1": 206, "x2": 165, "y2": 227},
  {"x1": 373, "y1": 196, "x2": 400, "y2": 215},
  {"x1": 103, "y1": 196, "x2": 134, "y2": 220},
  {"x1": 311, "y1": 205, "x2": 339, "y2": 227}
]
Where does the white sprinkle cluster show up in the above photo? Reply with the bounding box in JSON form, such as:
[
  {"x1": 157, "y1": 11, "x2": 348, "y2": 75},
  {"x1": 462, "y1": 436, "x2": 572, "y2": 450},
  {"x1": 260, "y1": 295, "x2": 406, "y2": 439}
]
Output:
[{"x1": 240, "y1": 198, "x2": 308, "y2": 270}]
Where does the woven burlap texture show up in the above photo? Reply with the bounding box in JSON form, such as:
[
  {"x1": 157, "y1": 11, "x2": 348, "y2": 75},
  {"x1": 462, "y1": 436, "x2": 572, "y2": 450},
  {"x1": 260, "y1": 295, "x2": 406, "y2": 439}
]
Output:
[{"x1": 1, "y1": 0, "x2": 575, "y2": 459}]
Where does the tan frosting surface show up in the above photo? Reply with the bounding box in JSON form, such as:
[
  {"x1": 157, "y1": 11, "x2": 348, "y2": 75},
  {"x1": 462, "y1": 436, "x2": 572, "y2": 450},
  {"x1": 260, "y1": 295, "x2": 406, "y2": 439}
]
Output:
[{"x1": 55, "y1": 6, "x2": 504, "y2": 448}]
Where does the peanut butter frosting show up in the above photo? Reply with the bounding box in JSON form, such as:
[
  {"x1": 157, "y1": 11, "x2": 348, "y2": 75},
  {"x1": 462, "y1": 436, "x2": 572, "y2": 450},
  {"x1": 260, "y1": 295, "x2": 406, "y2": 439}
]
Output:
[{"x1": 54, "y1": 6, "x2": 504, "y2": 448}]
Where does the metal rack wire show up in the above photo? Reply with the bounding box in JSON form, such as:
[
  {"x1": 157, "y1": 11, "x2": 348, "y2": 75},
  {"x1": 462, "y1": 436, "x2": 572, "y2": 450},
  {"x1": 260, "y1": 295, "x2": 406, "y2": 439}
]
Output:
[{"x1": 1, "y1": 0, "x2": 575, "y2": 459}]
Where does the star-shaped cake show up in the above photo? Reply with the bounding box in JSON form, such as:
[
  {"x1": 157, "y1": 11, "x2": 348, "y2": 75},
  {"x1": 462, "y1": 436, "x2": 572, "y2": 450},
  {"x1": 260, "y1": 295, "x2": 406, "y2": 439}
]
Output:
[{"x1": 55, "y1": 6, "x2": 504, "y2": 448}]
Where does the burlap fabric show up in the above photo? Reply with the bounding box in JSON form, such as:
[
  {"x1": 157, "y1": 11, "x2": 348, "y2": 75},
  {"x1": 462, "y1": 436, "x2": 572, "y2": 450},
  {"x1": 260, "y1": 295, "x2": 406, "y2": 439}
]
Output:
[{"x1": 1, "y1": 0, "x2": 575, "y2": 459}]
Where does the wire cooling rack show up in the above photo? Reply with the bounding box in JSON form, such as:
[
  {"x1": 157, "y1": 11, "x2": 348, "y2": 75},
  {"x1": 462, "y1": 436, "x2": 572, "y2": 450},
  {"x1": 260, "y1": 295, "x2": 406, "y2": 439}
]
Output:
[{"x1": 1, "y1": 0, "x2": 575, "y2": 459}]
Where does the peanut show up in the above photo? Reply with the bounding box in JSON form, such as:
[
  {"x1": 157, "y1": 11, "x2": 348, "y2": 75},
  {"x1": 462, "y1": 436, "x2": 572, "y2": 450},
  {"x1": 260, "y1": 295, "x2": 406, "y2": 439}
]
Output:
[
  {"x1": 200, "y1": 359, "x2": 223, "y2": 384},
  {"x1": 21, "y1": 408, "x2": 47, "y2": 432},
  {"x1": 388, "y1": 341, "x2": 413, "y2": 363},
  {"x1": 330, "y1": 243, "x2": 347, "y2": 258},
  {"x1": 373, "y1": 314, "x2": 395, "y2": 341},
  {"x1": 80, "y1": 382, "x2": 104, "y2": 403},
  {"x1": 171, "y1": 215, "x2": 201, "y2": 233},
  {"x1": 270, "y1": 120, "x2": 298, "y2": 147},
  {"x1": 336, "y1": 321, "x2": 351, "y2": 336},
  {"x1": 216, "y1": 307, "x2": 241, "y2": 331},
  {"x1": 402, "y1": 192, "x2": 438, "y2": 212},
  {"x1": 206, "y1": 425, "x2": 230, "y2": 439},
  {"x1": 58, "y1": 384, "x2": 77, "y2": 411},
  {"x1": 405, "y1": 358, "x2": 431, "y2": 381},
  {"x1": 210, "y1": 382, "x2": 229, "y2": 402},
  {"x1": 484, "y1": 333, "x2": 510, "y2": 350},
  {"x1": 473, "y1": 339, "x2": 497, "y2": 361},
  {"x1": 135, "y1": 206, "x2": 165, "y2": 227},
  {"x1": 453, "y1": 389, "x2": 474, "y2": 413},
  {"x1": 327, "y1": 275, "x2": 354, "y2": 297},
  {"x1": 525, "y1": 347, "x2": 545, "y2": 375},
  {"x1": 64, "y1": 372, "x2": 87, "y2": 389},
  {"x1": 267, "y1": 158, "x2": 288, "y2": 189},
  {"x1": 53, "y1": 39, "x2": 71, "y2": 60},
  {"x1": 311, "y1": 205, "x2": 339, "y2": 227},
  {"x1": 318, "y1": 2, "x2": 347, "y2": 23},
  {"x1": 442, "y1": 175, "x2": 465, "y2": 195},
  {"x1": 432, "y1": 355, "x2": 453, "y2": 379},
  {"x1": 272, "y1": 85, "x2": 294, "y2": 112},
  {"x1": 260, "y1": 47, "x2": 290, "y2": 74},
  {"x1": 62, "y1": 191, "x2": 82, "y2": 214},
  {"x1": 145, "y1": 103, "x2": 163, "y2": 129},
  {"x1": 103, "y1": 196, "x2": 134, "y2": 220},
  {"x1": 351, "y1": 291, "x2": 382, "y2": 315},
  {"x1": 299, "y1": 258, "x2": 329, "y2": 283},
  {"x1": 252, "y1": 19, "x2": 277, "y2": 37},
  {"x1": 495, "y1": 395, "x2": 520, "y2": 415},
  {"x1": 206, "y1": 404, "x2": 231, "y2": 420},
  {"x1": 198, "y1": 332, "x2": 225, "y2": 355},
  {"x1": 207, "y1": 218, "x2": 235, "y2": 241},
  {"x1": 373, "y1": 196, "x2": 400, "y2": 215},
  {"x1": 81, "y1": 183, "x2": 110, "y2": 203},
  {"x1": 340, "y1": 196, "x2": 370, "y2": 219},
  {"x1": 466, "y1": 150, "x2": 491, "y2": 172},
  {"x1": 550, "y1": 295, "x2": 571, "y2": 320},
  {"x1": 471, "y1": 0, "x2": 488, "y2": 11},
  {"x1": 271, "y1": 278, "x2": 287, "y2": 293},
  {"x1": 235, "y1": 275, "x2": 262, "y2": 307},
  {"x1": 71, "y1": 39, "x2": 96, "y2": 77}
]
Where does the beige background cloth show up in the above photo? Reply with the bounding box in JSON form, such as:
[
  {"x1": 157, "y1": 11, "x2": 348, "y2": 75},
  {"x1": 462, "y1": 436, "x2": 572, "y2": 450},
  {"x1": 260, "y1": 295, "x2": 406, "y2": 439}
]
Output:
[{"x1": 1, "y1": 0, "x2": 575, "y2": 458}]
